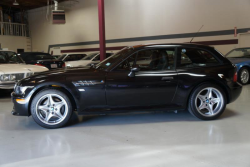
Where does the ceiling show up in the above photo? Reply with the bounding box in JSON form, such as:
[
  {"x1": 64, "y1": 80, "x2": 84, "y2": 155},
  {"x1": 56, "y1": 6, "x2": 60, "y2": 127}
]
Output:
[{"x1": 0, "y1": 0, "x2": 66, "y2": 10}]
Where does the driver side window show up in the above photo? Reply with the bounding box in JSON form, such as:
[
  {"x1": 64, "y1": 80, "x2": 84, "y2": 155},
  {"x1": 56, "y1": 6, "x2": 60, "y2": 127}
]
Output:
[{"x1": 115, "y1": 48, "x2": 176, "y2": 71}]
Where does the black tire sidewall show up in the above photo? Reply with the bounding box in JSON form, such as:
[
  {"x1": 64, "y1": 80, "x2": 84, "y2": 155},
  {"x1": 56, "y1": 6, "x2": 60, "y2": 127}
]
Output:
[
  {"x1": 31, "y1": 89, "x2": 73, "y2": 129},
  {"x1": 238, "y1": 67, "x2": 249, "y2": 85},
  {"x1": 188, "y1": 83, "x2": 226, "y2": 120}
]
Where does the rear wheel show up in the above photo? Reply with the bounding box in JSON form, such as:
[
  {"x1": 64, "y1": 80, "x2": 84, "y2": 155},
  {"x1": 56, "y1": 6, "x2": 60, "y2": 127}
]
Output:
[
  {"x1": 188, "y1": 83, "x2": 226, "y2": 120},
  {"x1": 31, "y1": 89, "x2": 73, "y2": 129},
  {"x1": 239, "y1": 67, "x2": 249, "y2": 85}
]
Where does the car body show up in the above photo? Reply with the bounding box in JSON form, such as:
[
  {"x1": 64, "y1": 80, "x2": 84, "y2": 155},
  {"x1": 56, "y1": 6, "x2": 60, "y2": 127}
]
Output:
[
  {"x1": 0, "y1": 50, "x2": 48, "y2": 89},
  {"x1": 11, "y1": 43, "x2": 242, "y2": 128},
  {"x1": 57, "y1": 53, "x2": 87, "y2": 67},
  {"x1": 225, "y1": 48, "x2": 250, "y2": 84},
  {"x1": 19, "y1": 52, "x2": 65, "y2": 70},
  {"x1": 62, "y1": 52, "x2": 113, "y2": 68}
]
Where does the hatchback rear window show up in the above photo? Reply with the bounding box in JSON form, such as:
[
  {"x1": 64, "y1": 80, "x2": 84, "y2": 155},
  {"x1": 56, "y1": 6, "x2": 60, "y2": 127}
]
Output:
[{"x1": 179, "y1": 48, "x2": 219, "y2": 68}]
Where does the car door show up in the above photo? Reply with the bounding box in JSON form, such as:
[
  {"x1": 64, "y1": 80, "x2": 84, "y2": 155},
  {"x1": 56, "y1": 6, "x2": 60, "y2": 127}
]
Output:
[{"x1": 106, "y1": 47, "x2": 179, "y2": 107}]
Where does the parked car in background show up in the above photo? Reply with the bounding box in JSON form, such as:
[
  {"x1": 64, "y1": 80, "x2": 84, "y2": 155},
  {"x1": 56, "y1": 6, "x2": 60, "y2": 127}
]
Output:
[
  {"x1": 0, "y1": 50, "x2": 48, "y2": 89},
  {"x1": 52, "y1": 55, "x2": 61, "y2": 59},
  {"x1": 63, "y1": 52, "x2": 113, "y2": 68},
  {"x1": 225, "y1": 48, "x2": 250, "y2": 85},
  {"x1": 12, "y1": 44, "x2": 242, "y2": 128},
  {"x1": 58, "y1": 53, "x2": 87, "y2": 67},
  {"x1": 19, "y1": 52, "x2": 65, "y2": 70}
]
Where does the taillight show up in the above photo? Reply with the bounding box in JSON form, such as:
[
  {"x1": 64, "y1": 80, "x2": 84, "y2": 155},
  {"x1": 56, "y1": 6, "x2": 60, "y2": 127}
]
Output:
[
  {"x1": 62, "y1": 63, "x2": 65, "y2": 68},
  {"x1": 233, "y1": 72, "x2": 238, "y2": 82},
  {"x1": 35, "y1": 64, "x2": 45, "y2": 67}
]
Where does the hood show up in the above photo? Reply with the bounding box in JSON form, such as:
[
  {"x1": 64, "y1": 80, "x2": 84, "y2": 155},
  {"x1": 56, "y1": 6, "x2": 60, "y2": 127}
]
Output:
[
  {"x1": 0, "y1": 64, "x2": 48, "y2": 74},
  {"x1": 227, "y1": 58, "x2": 250, "y2": 64},
  {"x1": 28, "y1": 66, "x2": 92, "y2": 78}
]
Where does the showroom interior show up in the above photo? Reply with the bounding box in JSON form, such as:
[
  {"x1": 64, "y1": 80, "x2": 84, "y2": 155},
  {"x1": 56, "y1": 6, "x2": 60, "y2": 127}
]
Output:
[{"x1": 0, "y1": 0, "x2": 250, "y2": 166}]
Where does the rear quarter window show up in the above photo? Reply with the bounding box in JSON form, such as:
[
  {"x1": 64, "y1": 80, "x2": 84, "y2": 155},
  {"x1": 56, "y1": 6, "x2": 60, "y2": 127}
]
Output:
[{"x1": 178, "y1": 48, "x2": 220, "y2": 68}]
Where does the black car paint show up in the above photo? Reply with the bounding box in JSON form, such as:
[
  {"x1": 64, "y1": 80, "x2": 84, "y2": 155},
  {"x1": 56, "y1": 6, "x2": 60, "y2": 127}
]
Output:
[
  {"x1": 12, "y1": 44, "x2": 242, "y2": 116},
  {"x1": 19, "y1": 52, "x2": 64, "y2": 70}
]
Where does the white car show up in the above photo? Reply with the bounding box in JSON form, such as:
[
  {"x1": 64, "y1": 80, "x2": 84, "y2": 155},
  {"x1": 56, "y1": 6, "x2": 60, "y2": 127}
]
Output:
[
  {"x1": 61, "y1": 52, "x2": 113, "y2": 68},
  {"x1": 0, "y1": 51, "x2": 49, "y2": 89},
  {"x1": 58, "y1": 53, "x2": 87, "y2": 67}
]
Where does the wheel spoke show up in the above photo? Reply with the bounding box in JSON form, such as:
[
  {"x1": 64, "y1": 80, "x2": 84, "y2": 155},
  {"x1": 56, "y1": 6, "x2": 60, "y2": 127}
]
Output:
[
  {"x1": 48, "y1": 94, "x2": 54, "y2": 106},
  {"x1": 38, "y1": 105, "x2": 48, "y2": 112},
  {"x1": 211, "y1": 98, "x2": 220, "y2": 104},
  {"x1": 206, "y1": 88, "x2": 213, "y2": 99},
  {"x1": 207, "y1": 104, "x2": 214, "y2": 115},
  {"x1": 54, "y1": 110, "x2": 64, "y2": 119},
  {"x1": 44, "y1": 113, "x2": 53, "y2": 123},
  {"x1": 54, "y1": 102, "x2": 65, "y2": 110},
  {"x1": 198, "y1": 95, "x2": 206, "y2": 101},
  {"x1": 199, "y1": 102, "x2": 207, "y2": 110}
]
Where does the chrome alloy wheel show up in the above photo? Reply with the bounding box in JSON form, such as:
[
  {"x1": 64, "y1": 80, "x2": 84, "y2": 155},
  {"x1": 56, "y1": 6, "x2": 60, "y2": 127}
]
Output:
[
  {"x1": 241, "y1": 69, "x2": 249, "y2": 84},
  {"x1": 35, "y1": 94, "x2": 68, "y2": 125},
  {"x1": 195, "y1": 87, "x2": 224, "y2": 117}
]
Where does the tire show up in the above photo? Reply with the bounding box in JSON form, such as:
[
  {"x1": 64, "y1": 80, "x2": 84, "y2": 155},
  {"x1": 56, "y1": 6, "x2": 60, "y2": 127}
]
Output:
[
  {"x1": 238, "y1": 67, "x2": 249, "y2": 85},
  {"x1": 188, "y1": 83, "x2": 226, "y2": 120},
  {"x1": 31, "y1": 89, "x2": 73, "y2": 129}
]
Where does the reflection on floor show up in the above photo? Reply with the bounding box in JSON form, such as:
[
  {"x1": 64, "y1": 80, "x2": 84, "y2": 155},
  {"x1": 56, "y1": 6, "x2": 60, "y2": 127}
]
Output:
[{"x1": 0, "y1": 86, "x2": 250, "y2": 167}]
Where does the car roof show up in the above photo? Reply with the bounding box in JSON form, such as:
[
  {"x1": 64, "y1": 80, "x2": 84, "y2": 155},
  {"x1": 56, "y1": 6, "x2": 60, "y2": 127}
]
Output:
[
  {"x1": 131, "y1": 43, "x2": 214, "y2": 49},
  {"x1": 0, "y1": 50, "x2": 15, "y2": 52}
]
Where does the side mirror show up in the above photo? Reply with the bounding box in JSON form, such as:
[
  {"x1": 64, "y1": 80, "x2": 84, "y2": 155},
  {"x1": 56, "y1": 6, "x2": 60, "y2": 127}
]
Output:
[{"x1": 128, "y1": 67, "x2": 140, "y2": 77}]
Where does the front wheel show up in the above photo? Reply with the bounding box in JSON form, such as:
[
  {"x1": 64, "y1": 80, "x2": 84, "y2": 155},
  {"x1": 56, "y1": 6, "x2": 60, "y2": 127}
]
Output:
[
  {"x1": 239, "y1": 67, "x2": 249, "y2": 85},
  {"x1": 31, "y1": 89, "x2": 73, "y2": 129},
  {"x1": 188, "y1": 83, "x2": 226, "y2": 120}
]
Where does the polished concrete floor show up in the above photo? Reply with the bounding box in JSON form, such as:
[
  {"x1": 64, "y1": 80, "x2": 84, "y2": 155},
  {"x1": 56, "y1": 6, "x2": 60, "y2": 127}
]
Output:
[{"x1": 0, "y1": 85, "x2": 250, "y2": 167}]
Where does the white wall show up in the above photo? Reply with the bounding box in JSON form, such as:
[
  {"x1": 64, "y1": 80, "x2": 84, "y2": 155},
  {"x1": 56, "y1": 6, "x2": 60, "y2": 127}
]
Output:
[
  {"x1": 0, "y1": 35, "x2": 27, "y2": 52},
  {"x1": 28, "y1": 0, "x2": 250, "y2": 54}
]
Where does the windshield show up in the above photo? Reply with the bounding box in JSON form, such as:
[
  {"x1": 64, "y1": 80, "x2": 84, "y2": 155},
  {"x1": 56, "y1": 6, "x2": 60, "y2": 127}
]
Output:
[
  {"x1": 226, "y1": 48, "x2": 250, "y2": 58},
  {"x1": 82, "y1": 53, "x2": 98, "y2": 60},
  {"x1": 0, "y1": 51, "x2": 24, "y2": 64},
  {"x1": 57, "y1": 54, "x2": 67, "y2": 61},
  {"x1": 95, "y1": 47, "x2": 134, "y2": 70},
  {"x1": 23, "y1": 54, "x2": 54, "y2": 61}
]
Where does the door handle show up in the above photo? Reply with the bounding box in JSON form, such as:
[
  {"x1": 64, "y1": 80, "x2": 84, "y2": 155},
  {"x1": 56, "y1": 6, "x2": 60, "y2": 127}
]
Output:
[{"x1": 162, "y1": 77, "x2": 174, "y2": 81}]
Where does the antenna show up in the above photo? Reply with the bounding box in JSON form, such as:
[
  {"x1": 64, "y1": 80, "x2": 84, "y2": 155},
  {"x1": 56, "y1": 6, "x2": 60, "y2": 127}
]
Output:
[{"x1": 190, "y1": 25, "x2": 204, "y2": 43}]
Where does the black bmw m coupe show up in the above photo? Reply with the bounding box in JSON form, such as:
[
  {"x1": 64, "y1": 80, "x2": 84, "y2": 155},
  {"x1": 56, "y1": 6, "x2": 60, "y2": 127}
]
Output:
[{"x1": 12, "y1": 43, "x2": 242, "y2": 129}]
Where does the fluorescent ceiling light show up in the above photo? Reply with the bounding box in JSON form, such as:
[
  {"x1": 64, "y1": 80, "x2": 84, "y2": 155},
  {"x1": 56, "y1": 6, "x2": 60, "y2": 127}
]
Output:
[{"x1": 13, "y1": 0, "x2": 19, "y2": 6}]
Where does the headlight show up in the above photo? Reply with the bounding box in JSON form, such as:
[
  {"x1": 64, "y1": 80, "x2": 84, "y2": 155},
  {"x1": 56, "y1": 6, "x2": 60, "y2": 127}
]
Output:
[
  {"x1": 26, "y1": 72, "x2": 34, "y2": 78},
  {"x1": 9, "y1": 74, "x2": 16, "y2": 81},
  {"x1": 2, "y1": 75, "x2": 10, "y2": 81},
  {"x1": 14, "y1": 86, "x2": 34, "y2": 95}
]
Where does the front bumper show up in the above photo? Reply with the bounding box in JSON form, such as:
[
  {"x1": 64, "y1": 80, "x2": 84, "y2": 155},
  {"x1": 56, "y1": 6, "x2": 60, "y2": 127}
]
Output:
[
  {"x1": 0, "y1": 82, "x2": 15, "y2": 89},
  {"x1": 11, "y1": 92, "x2": 30, "y2": 116}
]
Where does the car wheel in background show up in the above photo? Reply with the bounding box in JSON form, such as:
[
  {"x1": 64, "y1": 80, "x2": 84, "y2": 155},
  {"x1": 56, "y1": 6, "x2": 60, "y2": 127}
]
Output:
[
  {"x1": 239, "y1": 67, "x2": 249, "y2": 85},
  {"x1": 31, "y1": 89, "x2": 73, "y2": 129},
  {"x1": 188, "y1": 83, "x2": 226, "y2": 120}
]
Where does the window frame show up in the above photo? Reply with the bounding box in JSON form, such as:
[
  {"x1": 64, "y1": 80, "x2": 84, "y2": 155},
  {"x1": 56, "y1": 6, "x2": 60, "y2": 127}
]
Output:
[
  {"x1": 110, "y1": 47, "x2": 178, "y2": 72},
  {"x1": 176, "y1": 47, "x2": 223, "y2": 69}
]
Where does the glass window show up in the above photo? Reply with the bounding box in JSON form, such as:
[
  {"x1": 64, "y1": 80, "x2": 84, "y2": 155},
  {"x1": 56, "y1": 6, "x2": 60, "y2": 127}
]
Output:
[
  {"x1": 58, "y1": 54, "x2": 67, "y2": 61},
  {"x1": 115, "y1": 48, "x2": 176, "y2": 71},
  {"x1": 93, "y1": 55, "x2": 100, "y2": 61},
  {"x1": 82, "y1": 53, "x2": 98, "y2": 60},
  {"x1": 0, "y1": 52, "x2": 23, "y2": 64},
  {"x1": 226, "y1": 48, "x2": 250, "y2": 58},
  {"x1": 179, "y1": 48, "x2": 219, "y2": 68},
  {"x1": 95, "y1": 47, "x2": 134, "y2": 70}
]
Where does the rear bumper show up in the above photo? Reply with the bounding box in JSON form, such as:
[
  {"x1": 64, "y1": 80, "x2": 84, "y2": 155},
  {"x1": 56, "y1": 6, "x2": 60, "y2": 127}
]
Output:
[
  {"x1": 228, "y1": 82, "x2": 242, "y2": 103},
  {"x1": 11, "y1": 92, "x2": 30, "y2": 116}
]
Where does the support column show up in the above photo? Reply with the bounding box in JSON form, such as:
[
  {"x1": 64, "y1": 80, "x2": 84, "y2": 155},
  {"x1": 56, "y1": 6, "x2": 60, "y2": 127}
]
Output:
[{"x1": 98, "y1": 0, "x2": 106, "y2": 61}]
